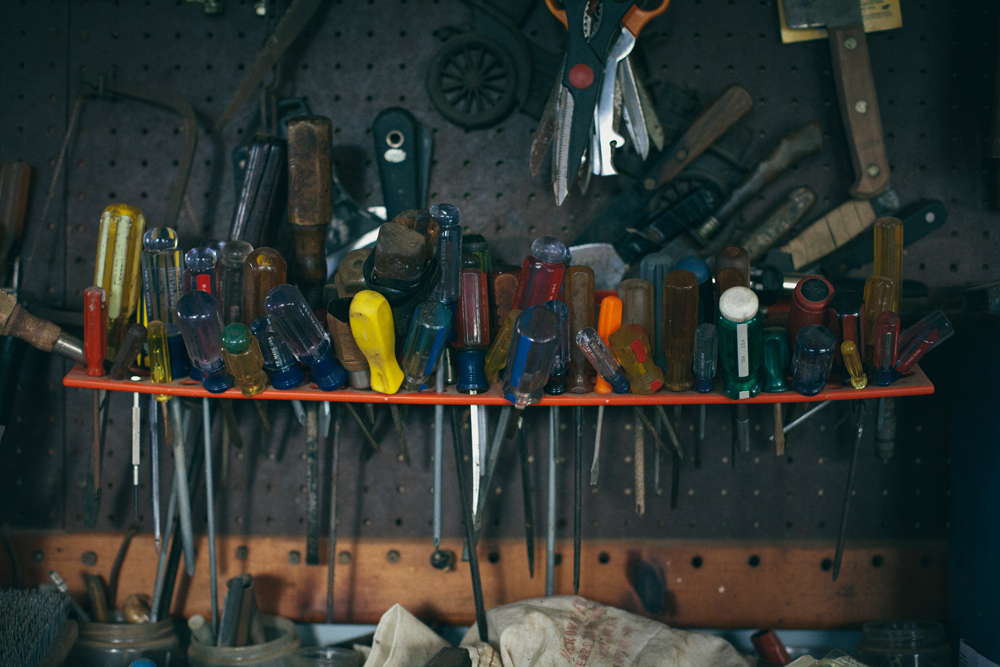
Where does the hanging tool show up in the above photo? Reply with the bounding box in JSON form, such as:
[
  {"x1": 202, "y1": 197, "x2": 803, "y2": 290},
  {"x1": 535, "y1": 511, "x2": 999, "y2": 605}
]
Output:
[
  {"x1": 894, "y1": 310, "x2": 954, "y2": 375},
  {"x1": 455, "y1": 264, "x2": 491, "y2": 509},
  {"x1": 94, "y1": 204, "x2": 146, "y2": 357},
  {"x1": 266, "y1": 284, "x2": 346, "y2": 390},
  {"x1": 142, "y1": 227, "x2": 188, "y2": 379},
  {"x1": 448, "y1": 405, "x2": 488, "y2": 643},
  {"x1": 287, "y1": 116, "x2": 334, "y2": 306},
  {"x1": 614, "y1": 189, "x2": 717, "y2": 266},
  {"x1": 791, "y1": 325, "x2": 837, "y2": 396},
  {"x1": 692, "y1": 323, "x2": 718, "y2": 468},
  {"x1": 540, "y1": 0, "x2": 671, "y2": 201},
  {"x1": 374, "y1": 109, "x2": 434, "y2": 221},
  {"x1": 229, "y1": 136, "x2": 288, "y2": 247},
  {"x1": 110, "y1": 323, "x2": 148, "y2": 520},
  {"x1": 781, "y1": 0, "x2": 890, "y2": 199},
  {"x1": 477, "y1": 306, "x2": 560, "y2": 530},
  {"x1": 762, "y1": 327, "x2": 791, "y2": 455},
  {"x1": 740, "y1": 186, "x2": 817, "y2": 263},
  {"x1": 833, "y1": 401, "x2": 867, "y2": 581},
  {"x1": 690, "y1": 123, "x2": 822, "y2": 247},
  {"x1": 0, "y1": 290, "x2": 85, "y2": 364}
]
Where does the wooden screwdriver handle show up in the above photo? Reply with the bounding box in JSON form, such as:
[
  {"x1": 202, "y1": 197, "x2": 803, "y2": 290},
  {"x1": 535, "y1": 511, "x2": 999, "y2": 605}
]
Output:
[
  {"x1": 0, "y1": 290, "x2": 62, "y2": 353},
  {"x1": 828, "y1": 24, "x2": 890, "y2": 199}
]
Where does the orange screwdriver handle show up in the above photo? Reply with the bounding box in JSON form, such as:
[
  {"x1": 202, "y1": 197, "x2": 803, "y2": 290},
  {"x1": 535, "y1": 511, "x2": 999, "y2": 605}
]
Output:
[
  {"x1": 595, "y1": 295, "x2": 623, "y2": 394},
  {"x1": 84, "y1": 287, "x2": 107, "y2": 377}
]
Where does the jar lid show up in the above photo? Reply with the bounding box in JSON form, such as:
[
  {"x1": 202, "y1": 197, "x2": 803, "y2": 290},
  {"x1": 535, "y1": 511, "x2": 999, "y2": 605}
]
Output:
[{"x1": 719, "y1": 286, "x2": 758, "y2": 323}]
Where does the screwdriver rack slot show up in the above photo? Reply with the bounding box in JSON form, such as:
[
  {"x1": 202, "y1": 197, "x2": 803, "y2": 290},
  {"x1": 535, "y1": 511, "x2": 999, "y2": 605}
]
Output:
[{"x1": 63, "y1": 363, "x2": 934, "y2": 405}]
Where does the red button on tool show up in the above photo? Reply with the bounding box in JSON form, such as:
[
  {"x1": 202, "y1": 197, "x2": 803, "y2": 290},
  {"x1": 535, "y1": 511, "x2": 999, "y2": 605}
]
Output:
[
  {"x1": 569, "y1": 64, "x2": 594, "y2": 89},
  {"x1": 631, "y1": 339, "x2": 646, "y2": 363}
]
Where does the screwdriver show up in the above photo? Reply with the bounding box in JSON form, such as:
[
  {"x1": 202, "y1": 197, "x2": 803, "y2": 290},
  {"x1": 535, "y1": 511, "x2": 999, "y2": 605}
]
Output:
[
  {"x1": 617, "y1": 279, "x2": 656, "y2": 513},
  {"x1": 512, "y1": 237, "x2": 568, "y2": 310},
  {"x1": 177, "y1": 290, "x2": 235, "y2": 393},
  {"x1": 762, "y1": 327, "x2": 790, "y2": 455},
  {"x1": 250, "y1": 316, "x2": 306, "y2": 424},
  {"x1": 265, "y1": 284, "x2": 346, "y2": 391},
  {"x1": 715, "y1": 268, "x2": 745, "y2": 308},
  {"x1": 828, "y1": 290, "x2": 865, "y2": 373},
  {"x1": 895, "y1": 310, "x2": 954, "y2": 375},
  {"x1": 718, "y1": 287, "x2": 762, "y2": 459},
  {"x1": 791, "y1": 324, "x2": 837, "y2": 396},
  {"x1": 147, "y1": 320, "x2": 173, "y2": 552},
  {"x1": 489, "y1": 267, "x2": 520, "y2": 338},
  {"x1": 455, "y1": 265, "x2": 491, "y2": 509},
  {"x1": 675, "y1": 256, "x2": 713, "y2": 324},
  {"x1": 663, "y1": 270, "x2": 699, "y2": 391},
  {"x1": 141, "y1": 227, "x2": 188, "y2": 379},
  {"x1": 863, "y1": 276, "x2": 896, "y2": 361},
  {"x1": 350, "y1": 290, "x2": 405, "y2": 394},
  {"x1": 95, "y1": 203, "x2": 146, "y2": 357},
  {"x1": 183, "y1": 247, "x2": 218, "y2": 296},
  {"x1": 541, "y1": 300, "x2": 569, "y2": 592},
  {"x1": 589, "y1": 295, "x2": 623, "y2": 485},
  {"x1": 692, "y1": 323, "x2": 718, "y2": 467},
  {"x1": 217, "y1": 240, "x2": 254, "y2": 325},
  {"x1": 788, "y1": 276, "x2": 834, "y2": 347},
  {"x1": 326, "y1": 296, "x2": 372, "y2": 390},
  {"x1": 873, "y1": 311, "x2": 900, "y2": 386},
  {"x1": 83, "y1": 287, "x2": 107, "y2": 528},
  {"x1": 639, "y1": 251, "x2": 674, "y2": 371},
  {"x1": 714, "y1": 246, "x2": 750, "y2": 288},
  {"x1": 565, "y1": 266, "x2": 595, "y2": 393},
  {"x1": 400, "y1": 300, "x2": 452, "y2": 391},
  {"x1": 873, "y1": 217, "x2": 904, "y2": 314},
  {"x1": 477, "y1": 306, "x2": 560, "y2": 531},
  {"x1": 484, "y1": 309, "x2": 522, "y2": 385},
  {"x1": 609, "y1": 325, "x2": 664, "y2": 394},
  {"x1": 110, "y1": 323, "x2": 148, "y2": 520},
  {"x1": 147, "y1": 319, "x2": 196, "y2": 576},
  {"x1": 842, "y1": 341, "x2": 867, "y2": 389},
  {"x1": 242, "y1": 248, "x2": 287, "y2": 327},
  {"x1": 287, "y1": 116, "x2": 334, "y2": 305},
  {"x1": 463, "y1": 234, "x2": 492, "y2": 274},
  {"x1": 221, "y1": 323, "x2": 269, "y2": 397}
]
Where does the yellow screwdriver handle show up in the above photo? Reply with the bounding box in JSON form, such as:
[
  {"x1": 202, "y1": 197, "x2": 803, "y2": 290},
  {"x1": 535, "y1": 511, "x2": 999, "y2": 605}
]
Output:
[{"x1": 349, "y1": 290, "x2": 404, "y2": 394}]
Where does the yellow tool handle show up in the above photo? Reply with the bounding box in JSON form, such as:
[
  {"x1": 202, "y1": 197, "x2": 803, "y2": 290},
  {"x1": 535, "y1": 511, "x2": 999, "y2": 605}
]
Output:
[{"x1": 349, "y1": 290, "x2": 404, "y2": 394}]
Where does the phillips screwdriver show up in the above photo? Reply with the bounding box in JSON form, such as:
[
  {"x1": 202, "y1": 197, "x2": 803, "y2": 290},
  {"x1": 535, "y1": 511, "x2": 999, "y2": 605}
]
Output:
[
  {"x1": 762, "y1": 327, "x2": 791, "y2": 455},
  {"x1": 455, "y1": 264, "x2": 491, "y2": 510},
  {"x1": 791, "y1": 324, "x2": 837, "y2": 396},
  {"x1": 788, "y1": 276, "x2": 835, "y2": 347},
  {"x1": 484, "y1": 309, "x2": 522, "y2": 385},
  {"x1": 476, "y1": 306, "x2": 560, "y2": 531},
  {"x1": 692, "y1": 323, "x2": 718, "y2": 467},
  {"x1": 589, "y1": 295, "x2": 623, "y2": 485},
  {"x1": 95, "y1": 203, "x2": 146, "y2": 357},
  {"x1": 147, "y1": 319, "x2": 196, "y2": 576},
  {"x1": 266, "y1": 284, "x2": 346, "y2": 391},
  {"x1": 111, "y1": 323, "x2": 148, "y2": 519},
  {"x1": 350, "y1": 290, "x2": 405, "y2": 394},
  {"x1": 873, "y1": 311, "x2": 900, "y2": 386},
  {"x1": 873, "y1": 217, "x2": 904, "y2": 314},
  {"x1": 718, "y1": 287, "x2": 762, "y2": 460},
  {"x1": 222, "y1": 323, "x2": 269, "y2": 397},
  {"x1": 183, "y1": 246, "x2": 218, "y2": 296},
  {"x1": 675, "y1": 256, "x2": 714, "y2": 324},
  {"x1": 177, "y1": 290, "x2": 235, "y2": 393},
  {"x1": 251, "y1": 316, "x2": 307, "y2": 423},
  {"x1": 142, "y1": 227, "x2": 188, "y2": 379},
  {"x1": 513, "y1": 237, "x2": 568, "y2": 310}
]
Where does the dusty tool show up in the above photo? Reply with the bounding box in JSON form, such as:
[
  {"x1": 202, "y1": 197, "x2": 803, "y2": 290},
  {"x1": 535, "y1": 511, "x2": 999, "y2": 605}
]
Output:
[
  {"x1": 287, "y1": 116, "x2": 333, "y2": 305},
  {"x1": 48, "y1": 569, "x2": 91, "y2": 623},
  {"x1": 740, "y1": 187, "x2": 817, "y2": 262},
  {"x1": 0, "y1": 290, "x2": 84, "y2": 364}
]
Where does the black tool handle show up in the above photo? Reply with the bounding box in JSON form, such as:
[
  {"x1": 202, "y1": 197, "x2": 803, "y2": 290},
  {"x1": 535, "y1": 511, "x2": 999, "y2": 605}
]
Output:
[{"x1": 373, "y1": 108, "x2": 422, "y2": 221}]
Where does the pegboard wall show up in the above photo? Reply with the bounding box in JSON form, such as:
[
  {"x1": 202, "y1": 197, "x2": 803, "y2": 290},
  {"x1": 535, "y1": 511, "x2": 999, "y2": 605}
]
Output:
[{"x1": 0, "y1": 0, "x2": 993, "y2": 553}]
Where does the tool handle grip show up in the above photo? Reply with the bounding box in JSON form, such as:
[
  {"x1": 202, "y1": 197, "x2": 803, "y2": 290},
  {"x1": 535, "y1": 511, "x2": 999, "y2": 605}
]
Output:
[
  {"x1": 828, "y1": 25, "x2": 890, "y2": 199},
  {"x1": 654, "y1": 85, "x2": 753, "y2": 188},
  {"x1": 781, "y1": 198, "x2": 876, "y2": 270},
  {"x1": 741, "y1": 186, "x2": 816, "y2": 262},
  {"x1": 111, "y1": 323, "x2": 148, "y2": 380},
  {"x1": 0, "y1": 290, "x2": 65, "y2": 355},
  {"x1": 545, "y1": 0, "x2": 568, "y2": 29},
  {"x1": 622, "y1": 0, "x2": 670, "y2": 38}
]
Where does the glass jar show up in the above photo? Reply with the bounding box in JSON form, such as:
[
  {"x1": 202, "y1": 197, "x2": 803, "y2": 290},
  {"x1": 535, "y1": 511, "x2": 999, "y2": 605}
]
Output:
[
  {"x1": 856, "y1": 620, "x2": 950, "y2": 667},
  {"x1": 291, "y1": 646, "x2": 365, "y2": 667},
  {"x1": 187, "y1": 615, "x2": 300, "y2": 667},
  {"x1": 66, "y1": 615, "x2": 181, "y2": 667}
]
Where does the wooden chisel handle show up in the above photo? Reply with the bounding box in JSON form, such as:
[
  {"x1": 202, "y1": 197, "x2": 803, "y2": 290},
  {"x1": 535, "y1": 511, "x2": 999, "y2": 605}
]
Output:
[
  {"x1": 652, "y1": 84, "x2": 754, "y2": 189},
  {"x1": 828, "y1": 25, "x2": 890, "y2": 199},
  {"x1": 287, "y1": 116, "x2": 333, "y2": 300},
  {"x1": 0, "y1": 290, "x2": 84, "y2": 363}
]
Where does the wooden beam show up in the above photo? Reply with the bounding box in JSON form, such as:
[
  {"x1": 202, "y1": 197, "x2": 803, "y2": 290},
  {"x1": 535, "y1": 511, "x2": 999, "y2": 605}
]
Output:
[{"x1": 1, "y1": 533, "x2": 946, "y2": 628}]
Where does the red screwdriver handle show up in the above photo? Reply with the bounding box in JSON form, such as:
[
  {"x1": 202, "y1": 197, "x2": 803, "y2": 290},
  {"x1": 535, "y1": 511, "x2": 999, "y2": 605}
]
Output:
[{"x1": 84, "y1": 286, "x2": 107, "y2": 377}]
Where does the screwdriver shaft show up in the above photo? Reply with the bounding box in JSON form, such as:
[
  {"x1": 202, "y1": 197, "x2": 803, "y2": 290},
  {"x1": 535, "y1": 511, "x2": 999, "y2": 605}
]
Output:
[
  {"x1": 573, "y1": 406, "x2": 582, "y2": 594},
  {"x1": 833, "y1": 401, "x2": 866, "y2": 581},
  {"x1": 696, "y1": 404, "x2": 705, "y2": 469},
  {"x1": 476, "y1": 404, "x2": 513, "y2": 530},
  {"x1": 634, "y1": 407, "x2": 645, "y2": 516},
  {"x1": 202, "y1": 397, "x2": 218, "y2": 636},
  {"x1": 132, "y1": 392, "x2": 141, "y2": 521},
  {"x1": 773, "y1": 403, "x2": 785, "y2": 456},
  {"x1": 653, "y1": 404, "x2": 684, "y2": 459},
  {"x1": 306, "y1": 404, "x2": 320, "y2": 565},
  {"x1": 470, "y1": 395, "x2": 481, "y2": 511},
  {"x1": 291, "y1": 399, "x2": 307, "y2": 426},
  {"x1": 590, "y1": 405, "x2": 604, "y2": 485},
  {"x1": 516, "y1": 416, "x2": 535, "y2": 578},
  {"x1": 545, "y1": 406, "x2": 557, "y2": 597},
  {"x1": 390, "y1": 404, "x2": 412, "y2": 466},
  {"x1": 168, "y1": 400, "x2": 196, "y2": 576},
  {"x1": 326, "y1": 404, "x2": 341, "y2": 624},
  {"x1": 433, "y1": 367, "x2": 445, "y2": 549},
  {"x1": 150, "y1": 396, "x2": 161, "y2": 553}
]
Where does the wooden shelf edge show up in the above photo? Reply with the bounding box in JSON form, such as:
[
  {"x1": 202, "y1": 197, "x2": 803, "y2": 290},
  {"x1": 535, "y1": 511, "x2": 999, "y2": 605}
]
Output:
[{"x1": 64, "y1": 364, "x2": 934, "y2": 405}]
